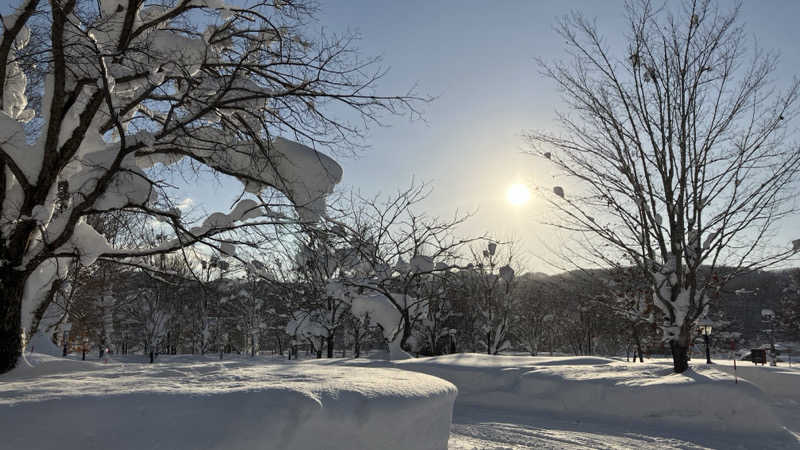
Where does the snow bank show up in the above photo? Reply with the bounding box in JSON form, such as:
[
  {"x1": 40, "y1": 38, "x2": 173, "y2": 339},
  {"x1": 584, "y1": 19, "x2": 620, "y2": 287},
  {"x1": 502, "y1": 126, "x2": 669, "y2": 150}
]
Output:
[
  {"x1": 395, "y1": 354, "x2": 787, "y2": 436},
  {"x1": 713, "y1": 362, "x2": 800, "y2": 401},
  {"x1": 0, "y1": 355, "x2": 456, "y2": 450}
]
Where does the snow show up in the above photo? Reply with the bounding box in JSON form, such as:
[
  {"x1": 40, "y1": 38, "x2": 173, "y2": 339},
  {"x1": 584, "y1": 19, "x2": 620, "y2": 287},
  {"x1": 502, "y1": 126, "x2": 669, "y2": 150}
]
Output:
[
  {"x1": 392, "y1": 354, "x2": 794, "y2": 437},
  {"x1": 447, "y1": 404, "x2": 787, "y2": 449},
  {"x1": 20, "y1": 258, "x2": 70, "y2": 334},
  {"x1": 137, "y1": 136, "x2": 342, "y2": 223},
  {"x1": 0, "y1": 111, "x2": 36, "y2": 180},
  {"x1": 498, "y1": 264, "x2": 514, "y2": 282},
  {"x1": 0, "y1": 354, "x2": 456, "y2": 450},
  {"x1": 350, "y1": 292, "x2": 411, "y2": 360},
  {"x1": 286, "y1": 310, "x2": 328, "y2": 341},
  {"x1": 713, "y1": 361, "x2": 800, "y2": 401},
  {"x1": 56, "y1": 220, "x2": 113, "y2": 266},
  {"x1": 2, "y1": 0, "x2": 345, "y2": 358},
  {"x1": 3, "y1": 352, "x2": 800, "y2": 449}
]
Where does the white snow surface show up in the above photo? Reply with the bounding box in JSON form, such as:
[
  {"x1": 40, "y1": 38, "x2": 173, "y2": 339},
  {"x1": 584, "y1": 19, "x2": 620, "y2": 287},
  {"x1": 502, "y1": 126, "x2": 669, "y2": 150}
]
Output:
[
  {"x1": 4, "y1": 352, "x2": 800, "y2": 449},
  {"x1": 387, "y1": 354, "x2": 799, "y2": 442},
  {"x1": 350, "y1": 292, "x2": 411, "y2": 360},
  {"x1": 0, "y1": 353, "x2": 456, "y2": 450}
]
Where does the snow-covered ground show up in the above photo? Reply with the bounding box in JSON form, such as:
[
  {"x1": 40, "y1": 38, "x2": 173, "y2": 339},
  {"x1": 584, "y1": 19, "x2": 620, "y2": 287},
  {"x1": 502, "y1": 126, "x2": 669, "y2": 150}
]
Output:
[
  {"x1": 0, "y1": 353, "x2": 455, "y2": 450},
  {"x1": 442, "y1": 356, "x2": 800, "y2": 449},
  {"x1": 393, "y1": 355, "x2": 784, "y2": 431},
  {"x1": 2, "y1": 352, "x2": 798, "y2": 449}
]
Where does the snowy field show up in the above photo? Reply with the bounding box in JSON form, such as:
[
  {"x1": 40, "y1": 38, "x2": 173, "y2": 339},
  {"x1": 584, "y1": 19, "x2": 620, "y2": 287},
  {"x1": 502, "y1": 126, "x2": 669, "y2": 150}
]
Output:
[
  {"x1": 0, "y1": 353, "x2": 455, "y2": 450},
  {"x1": 1, "y1": 352, "x2": 799, "y2": 449},
  {"x1": 399, "y1": 355, "x2": 800, "y2": 449}
]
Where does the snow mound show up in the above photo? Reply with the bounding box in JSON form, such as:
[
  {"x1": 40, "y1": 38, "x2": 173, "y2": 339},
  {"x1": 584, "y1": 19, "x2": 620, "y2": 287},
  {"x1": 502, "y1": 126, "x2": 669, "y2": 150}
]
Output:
[
  {"x1": 0, "y1": 355, "x2": 457, "y2": 450},
  {"x1": 396, "y1": 354, "x2": 787, "y2": 436},
  {"x1": 714, "y1": 362, "x2": 800, "y2": 401}
]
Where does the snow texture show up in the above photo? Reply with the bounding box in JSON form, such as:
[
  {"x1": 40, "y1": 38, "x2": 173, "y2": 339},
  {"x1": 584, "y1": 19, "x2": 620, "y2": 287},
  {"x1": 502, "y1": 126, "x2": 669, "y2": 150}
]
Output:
[
  {"x1": 0, "y1": 354, "x2": 456, "y2": 450},
  {"x1": 393, "y1": 354, "x2": 792, "y2": 436},
  {"x1": 350, "y1": 292, "x2": 411, "y2": 360}
]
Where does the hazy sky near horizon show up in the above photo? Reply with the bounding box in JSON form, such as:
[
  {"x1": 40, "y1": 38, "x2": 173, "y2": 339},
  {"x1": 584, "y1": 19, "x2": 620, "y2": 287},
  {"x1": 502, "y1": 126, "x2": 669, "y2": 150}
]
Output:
[{"x1": 180, "y1": 1, "x2": 800, "y2": 273}]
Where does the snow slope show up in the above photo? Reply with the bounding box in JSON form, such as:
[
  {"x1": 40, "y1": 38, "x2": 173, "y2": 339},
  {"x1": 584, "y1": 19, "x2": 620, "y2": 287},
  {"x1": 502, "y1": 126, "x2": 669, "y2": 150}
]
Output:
[
  {"x1": 0, "y1": 354, "x2": 456, "y2": 450},
  {"x1": 448, "y1": 405, "x2": 759, "y2": 449},
  {"x1": 712, "y1": 360, "x2": 800, "y2": 401},
  {"x1": 4, "y1": 352, "x2": 797, "y2": 449},
  {"x1": 391, "y1": 354, "x2": 793, "y2": 439}
]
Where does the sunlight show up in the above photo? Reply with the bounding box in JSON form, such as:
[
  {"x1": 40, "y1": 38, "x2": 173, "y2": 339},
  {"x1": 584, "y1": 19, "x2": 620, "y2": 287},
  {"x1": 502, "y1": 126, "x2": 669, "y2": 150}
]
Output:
[{"x1": 506, "y1": 183, "x2": 531, "y2": 206}]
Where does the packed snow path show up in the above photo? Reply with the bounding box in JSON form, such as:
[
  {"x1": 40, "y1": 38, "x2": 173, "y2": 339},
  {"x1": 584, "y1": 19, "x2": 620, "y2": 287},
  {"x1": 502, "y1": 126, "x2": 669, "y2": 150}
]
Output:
[{"x1": 449, "y1": 406, "x2": 728, "y2": 449}]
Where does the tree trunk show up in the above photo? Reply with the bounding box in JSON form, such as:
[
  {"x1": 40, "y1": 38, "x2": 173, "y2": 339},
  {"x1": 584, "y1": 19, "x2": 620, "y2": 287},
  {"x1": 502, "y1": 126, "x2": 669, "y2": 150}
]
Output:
[
  {"x1": 399, "y1": 311, "x2": 413, "y2": 352},
  {"x1": 670, "y1": 339, "x2": 689, "y2": 373},
  {"x1": 0, "y1": 269, "x2": 25, "y2": 374},
  {"x1": 633, "y1": 327, "x2": 644, "y2": 363},
  {"x1": 326, "y1": 332, "x2": 334, "y2": 358}
]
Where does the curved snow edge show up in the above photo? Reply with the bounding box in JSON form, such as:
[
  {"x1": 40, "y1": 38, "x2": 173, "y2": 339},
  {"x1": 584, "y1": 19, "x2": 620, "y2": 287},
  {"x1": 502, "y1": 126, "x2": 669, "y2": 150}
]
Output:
[
  {"x1": 397, "y1": 354, "x2": 786, "y2": 436},
  {"x1": 1, "y1": 357, "x2": 457, "y2": 450}
]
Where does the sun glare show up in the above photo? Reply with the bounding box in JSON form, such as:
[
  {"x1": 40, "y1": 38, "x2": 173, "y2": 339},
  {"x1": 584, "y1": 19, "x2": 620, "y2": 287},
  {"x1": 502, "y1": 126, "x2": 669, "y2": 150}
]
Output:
[{"x1": 506, "y1": 183, "x2": 530, "y2": 206}]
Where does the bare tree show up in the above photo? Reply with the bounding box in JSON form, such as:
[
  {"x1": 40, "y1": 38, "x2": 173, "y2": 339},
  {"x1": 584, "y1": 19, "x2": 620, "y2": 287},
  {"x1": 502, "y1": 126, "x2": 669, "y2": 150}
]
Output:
[
  {"x1": 457, "y1": 241, "x2": 517, "y2": 355},
  {"x1": 0, "y1": 0, "x2": 422, "y2": 373},
  {"x1": 528, "y1": 0, "x2": 800, "y2": 372},
  {"x1": 326, "y1": 184, "x2": 475, "y2": 358}
]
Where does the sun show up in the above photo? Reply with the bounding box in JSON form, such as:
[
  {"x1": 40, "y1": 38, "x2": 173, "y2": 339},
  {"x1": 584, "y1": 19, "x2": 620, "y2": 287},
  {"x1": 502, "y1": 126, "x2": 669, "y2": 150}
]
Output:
[{"x1": 506, "y1": 183, "x2": 531, "y2": 206}]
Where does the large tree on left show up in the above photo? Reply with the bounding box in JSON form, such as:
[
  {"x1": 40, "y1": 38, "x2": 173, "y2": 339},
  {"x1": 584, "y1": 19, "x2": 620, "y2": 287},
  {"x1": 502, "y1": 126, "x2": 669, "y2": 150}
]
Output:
[{"x1": 0, "y1": 0, "x2": 417, "y2": 373}]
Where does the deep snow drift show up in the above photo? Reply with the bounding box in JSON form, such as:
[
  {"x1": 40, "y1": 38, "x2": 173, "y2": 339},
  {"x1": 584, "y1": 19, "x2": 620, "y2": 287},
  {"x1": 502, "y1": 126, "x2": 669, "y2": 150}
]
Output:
[
  {"x1": 387, "y1": 354, "x2": 799, "y2": 444},
  {"x1": 0, "y1": 354, "x2": 456, "y2": 450},
  {"x1": 2, "y1": 352, "x2": 798, "y2": 449}
]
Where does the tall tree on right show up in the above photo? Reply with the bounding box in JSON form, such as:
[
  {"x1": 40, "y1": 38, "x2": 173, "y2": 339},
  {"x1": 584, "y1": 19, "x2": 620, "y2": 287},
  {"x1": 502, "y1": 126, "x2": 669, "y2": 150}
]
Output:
[{"x1": 529, "y1": 0, "x2": 800, "y2": 373}]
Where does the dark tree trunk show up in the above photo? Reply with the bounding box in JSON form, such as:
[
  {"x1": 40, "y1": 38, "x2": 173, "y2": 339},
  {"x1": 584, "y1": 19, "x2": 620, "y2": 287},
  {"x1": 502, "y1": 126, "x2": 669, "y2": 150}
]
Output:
[
  {"x1": 0, "y1": 269, "x2": 25, "y2": 374},
  {"x1": 633, "y1": 327, "x2": 644, "y2": 363},
  {"x1": 399, "y1": 311, "x2": 413, "y2": 352},
  {"x1": 670, "y1": 339, "x2": 689, "y2": 373},
  {"x1": 326, "y1": 332, "x2": 334, "y2": 358}
]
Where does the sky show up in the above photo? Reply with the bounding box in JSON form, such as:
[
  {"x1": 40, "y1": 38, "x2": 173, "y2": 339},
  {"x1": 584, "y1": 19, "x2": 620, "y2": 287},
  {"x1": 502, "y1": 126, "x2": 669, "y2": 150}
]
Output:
[{"x1": 179, "y1": 0, "x2": 800, "y2": 274}]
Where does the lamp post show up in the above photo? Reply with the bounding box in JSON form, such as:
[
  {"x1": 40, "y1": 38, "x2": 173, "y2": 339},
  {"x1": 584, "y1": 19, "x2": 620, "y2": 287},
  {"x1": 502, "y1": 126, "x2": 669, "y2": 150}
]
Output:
[
  {"x1": 761, "y1": 309, "x2": 777, "y2": 366},
  {"x1": 62, "y1": 322, "x2": 71, "y2": 357},
  {"x1": 697, "y1": 317, "x2": 713, "y2": 364},
  {"x1": 121, "y1": 329, "x2": 127, "y2": 356},
  {"x1": 62, "y1": 330, "x2": 69, "y2": 357},
  {"x1": 448, "y1": 328, "x2": 457, "y2": 354}
]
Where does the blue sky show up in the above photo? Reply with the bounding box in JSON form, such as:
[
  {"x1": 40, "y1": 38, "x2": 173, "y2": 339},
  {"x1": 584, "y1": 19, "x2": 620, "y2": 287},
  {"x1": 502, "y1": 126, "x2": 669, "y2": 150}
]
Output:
[{"x1": 179, "y1": 1, "x2": 800, "y2": 273}]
